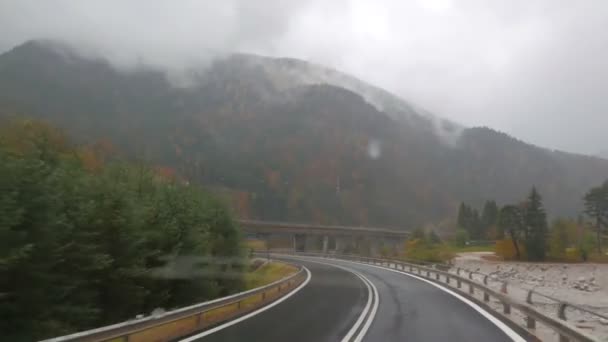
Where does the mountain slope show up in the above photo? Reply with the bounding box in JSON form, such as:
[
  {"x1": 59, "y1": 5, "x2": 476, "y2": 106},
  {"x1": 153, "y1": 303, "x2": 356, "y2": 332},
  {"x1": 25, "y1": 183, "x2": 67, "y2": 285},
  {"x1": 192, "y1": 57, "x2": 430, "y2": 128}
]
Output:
[{"x1": 1, "y1": 40, "x2": 607, "y2": 228}]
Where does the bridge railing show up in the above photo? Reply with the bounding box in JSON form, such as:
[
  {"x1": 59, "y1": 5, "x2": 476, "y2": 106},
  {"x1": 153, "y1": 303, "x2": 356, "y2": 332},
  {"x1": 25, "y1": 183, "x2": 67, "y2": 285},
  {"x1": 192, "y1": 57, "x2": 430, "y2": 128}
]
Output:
[
  {"x1": 286, "y1": 252, "x2": 599, "y2": 342},
  {"x1": 42, "y1": 261, "x2": 307, "y2": 342}
]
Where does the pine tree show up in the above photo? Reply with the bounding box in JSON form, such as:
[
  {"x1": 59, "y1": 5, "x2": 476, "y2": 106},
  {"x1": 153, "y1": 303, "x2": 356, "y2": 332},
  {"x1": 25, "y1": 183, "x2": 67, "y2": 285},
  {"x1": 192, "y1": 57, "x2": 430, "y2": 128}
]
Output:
[
  {"x1": 457, "y1": 202, "x2": 483, "y2": 239},
  {"x1": 523, "y1": 187, "x2": 548, "y2": 261},
  {"x1": 583, "y1": 181, "x2": 608, "y2": 254},
  {"x1": 457, "y1": 202, "x2": 468, "y2": 229},
  {"x1": 481, "y1": 200, "x2": 499, "y2": 234}
]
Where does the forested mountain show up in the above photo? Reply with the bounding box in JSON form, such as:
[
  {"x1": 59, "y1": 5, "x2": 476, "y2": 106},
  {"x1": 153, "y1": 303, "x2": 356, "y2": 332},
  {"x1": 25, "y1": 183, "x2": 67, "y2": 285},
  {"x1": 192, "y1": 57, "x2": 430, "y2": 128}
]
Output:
[{"x1": 1, "y1": 40, "x2": 607, "y2": 228}]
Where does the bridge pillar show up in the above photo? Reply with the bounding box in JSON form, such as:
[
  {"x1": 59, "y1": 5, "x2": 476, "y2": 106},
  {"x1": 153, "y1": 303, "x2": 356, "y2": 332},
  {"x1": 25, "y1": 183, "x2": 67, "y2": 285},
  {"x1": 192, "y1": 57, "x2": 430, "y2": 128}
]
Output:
[
  {"x1": 335, "y1": 237, "x2": 345, "y2": 253},
  {"x1": 322, "y1": 236, "x2": 329, "y2": 253},
  {"x1": 292, "y1": 234, "x2": 307, "y2": 252},
  {"x1": 370, "y1": 240, "x2": 381, "y2": 257}
]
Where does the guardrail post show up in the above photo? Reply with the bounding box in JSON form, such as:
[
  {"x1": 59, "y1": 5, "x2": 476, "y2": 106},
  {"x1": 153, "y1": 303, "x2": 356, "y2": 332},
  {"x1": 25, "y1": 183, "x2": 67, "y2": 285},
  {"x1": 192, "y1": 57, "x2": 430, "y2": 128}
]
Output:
[
  {"x1": 197, "y1": 312, "x2": 203, "y2": 327},
  {"x1": 457, "y1": 279, "x2": 461, "y2": 288},
  {"x1": 409, "y1": 265, "x2": 413, "y2": 272},
  {"x1": 457, "y1": 268, "x2": 461, "y2": 275},
  {"x1": 483, "y1": 291, "x2": 489, "y2": 302},
  {"x1": 469, "y1": 272, "x2": 473, "y2": 280},
  {"x1": 446, "y1": 275, "x2": 450, "y2": 284},
  {"x1": 558, "y1": 303, "x2": 567, "y2": 320},
  {"x1": 501, "y1": 282, "x2": 508, "y2": 294},
  {"x1": 262, "y1": 291, "x2": 266, "y2": 300},
  {"x1": 483, "y1": 275, "x2": 488, "y2": 285},
  {"x1": 469, "y1": 283, "x2": 474, "y2": 295},
  {"x1": 503, "y1": 303, "x2": 511, "y2": 315},
  {"x1": 426, "y1": 270, "x2": 430, "y2": 277},
  {"x1": 526, "y1": 316, "x2": 536, "y2": 330},
  {"x1": 526, "y1": 290, "x2": 533, "y2": 304},
  {"x1": 435, "y1": 272, "x2": 440, "y2": 280}
]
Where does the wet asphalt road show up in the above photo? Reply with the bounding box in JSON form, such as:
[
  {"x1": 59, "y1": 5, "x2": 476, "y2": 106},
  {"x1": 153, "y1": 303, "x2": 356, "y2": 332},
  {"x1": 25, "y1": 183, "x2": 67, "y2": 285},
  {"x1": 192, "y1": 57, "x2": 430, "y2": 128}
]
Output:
[{"x1": 187, "y1": 256, "x2": 519, "y2": 342}]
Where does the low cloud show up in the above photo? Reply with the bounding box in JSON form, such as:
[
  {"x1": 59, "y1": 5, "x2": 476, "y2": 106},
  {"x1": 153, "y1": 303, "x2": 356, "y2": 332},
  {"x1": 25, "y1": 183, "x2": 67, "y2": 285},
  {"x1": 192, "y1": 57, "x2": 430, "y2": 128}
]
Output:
[{"x1": 1, "y1": 0, "x2": 607, "y2": 154}]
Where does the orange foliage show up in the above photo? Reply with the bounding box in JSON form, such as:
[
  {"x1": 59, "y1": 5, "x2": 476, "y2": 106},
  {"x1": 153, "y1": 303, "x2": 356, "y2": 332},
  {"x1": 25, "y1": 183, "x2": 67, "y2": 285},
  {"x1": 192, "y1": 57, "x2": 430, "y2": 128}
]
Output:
[
  {"x1": 77, "y1": 147, "x2": 103, "y2": 172},
  {"x1": 495, "y1": 239, "x2": 525, "y2": 260},
  {"x1": 92, "y1": 138, "x2": 115, "y2": 158},
  {"x1": 234, "y1": 191, "x2": 251, "y2": 218},
  {"x1": 265, "y1": 170, "x2": 281, "y2": 189},
  {"x1": 156, "y1": 166, "x2": 177, "y2": 181},
  {"x1": 0, "y1": 118, "x2": 68, "y2": 154}
]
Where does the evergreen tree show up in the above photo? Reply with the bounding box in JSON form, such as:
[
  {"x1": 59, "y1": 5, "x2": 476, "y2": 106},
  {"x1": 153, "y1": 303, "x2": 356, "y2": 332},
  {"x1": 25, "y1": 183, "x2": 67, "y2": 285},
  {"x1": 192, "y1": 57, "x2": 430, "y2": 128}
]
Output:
[
  {"x1": 457, "y1": 202, "x2": 483, "y2": 239},
  {"x1": 523, "y1": 187, "x2": 548, "y2": 261},
  {"x1": 0, "y1": 120, "x2": 244, "y2": 341},
  {"x1": 457, "y1": 202, "x2": 468, "y2": 230},
  {"x1": 481, "y1": 200, "x2": 499, "y2": 232},
  {"x1": 583, "y1": 181, "x2": 608, "y2": 254}
]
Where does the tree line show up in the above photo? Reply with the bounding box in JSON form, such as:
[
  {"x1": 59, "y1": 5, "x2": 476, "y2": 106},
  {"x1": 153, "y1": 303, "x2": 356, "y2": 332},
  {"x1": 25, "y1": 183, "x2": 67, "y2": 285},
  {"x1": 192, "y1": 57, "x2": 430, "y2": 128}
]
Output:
[
  {"x1": 456, "y1": 200, "x2": 499, "y2": 241},
  {"x1": 0, "y1": 120, "x2": 243, "y2": 341},
  {"x1": 457, "y1": 182, "x2": 608, "y2": 262}
]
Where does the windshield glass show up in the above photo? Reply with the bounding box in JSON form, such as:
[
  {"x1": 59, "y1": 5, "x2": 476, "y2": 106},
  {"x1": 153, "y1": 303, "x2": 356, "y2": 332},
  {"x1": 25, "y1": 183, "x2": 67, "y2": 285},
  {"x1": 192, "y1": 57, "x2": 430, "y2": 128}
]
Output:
[{"x1": 1, "y1": 2, "x2": 607, "y2": 342}]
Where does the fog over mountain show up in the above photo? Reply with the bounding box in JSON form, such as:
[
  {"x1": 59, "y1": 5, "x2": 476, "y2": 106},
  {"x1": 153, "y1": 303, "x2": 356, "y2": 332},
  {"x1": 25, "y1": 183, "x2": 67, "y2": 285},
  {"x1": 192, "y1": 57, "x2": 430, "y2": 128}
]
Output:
[
  {"x1": 1, "y1": 40, "x2": 607, "y2": 228},
  {"x1": 1, "y1": 0, "x2": 608, "y2": 154}
]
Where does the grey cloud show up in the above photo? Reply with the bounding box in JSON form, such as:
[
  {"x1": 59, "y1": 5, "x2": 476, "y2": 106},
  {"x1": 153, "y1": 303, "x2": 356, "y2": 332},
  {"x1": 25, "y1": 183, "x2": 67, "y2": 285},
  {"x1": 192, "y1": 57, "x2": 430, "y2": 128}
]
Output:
[{"x1": 0, "y1": 0, "x2": 607, "y2": 154}]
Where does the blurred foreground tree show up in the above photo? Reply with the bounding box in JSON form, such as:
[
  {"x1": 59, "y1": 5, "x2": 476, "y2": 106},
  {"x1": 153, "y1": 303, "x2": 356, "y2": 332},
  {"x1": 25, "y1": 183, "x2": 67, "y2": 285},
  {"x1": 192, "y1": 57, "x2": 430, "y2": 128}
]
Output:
[{"x1": 0, "y1": 119, "x2": 243, "y2": 341}]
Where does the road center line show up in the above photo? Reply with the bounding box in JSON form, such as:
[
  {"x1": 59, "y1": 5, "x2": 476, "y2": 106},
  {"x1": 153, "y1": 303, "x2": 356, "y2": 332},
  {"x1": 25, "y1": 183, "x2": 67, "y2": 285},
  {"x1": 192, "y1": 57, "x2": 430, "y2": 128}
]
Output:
[{"x1": 326, "y1": 258, "x2": 526, "y2": 342}]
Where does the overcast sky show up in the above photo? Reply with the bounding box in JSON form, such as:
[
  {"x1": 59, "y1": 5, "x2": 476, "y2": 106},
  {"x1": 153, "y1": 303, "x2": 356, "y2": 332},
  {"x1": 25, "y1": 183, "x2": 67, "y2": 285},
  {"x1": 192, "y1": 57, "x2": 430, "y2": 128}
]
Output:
[{"x1": 1, "y1": 0, "x2": 607, "y2": 155}]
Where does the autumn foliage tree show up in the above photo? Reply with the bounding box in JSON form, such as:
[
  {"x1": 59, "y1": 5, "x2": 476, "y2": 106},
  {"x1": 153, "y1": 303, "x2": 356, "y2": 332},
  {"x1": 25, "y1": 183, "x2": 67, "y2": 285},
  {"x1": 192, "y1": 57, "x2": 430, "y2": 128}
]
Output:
[
  {"x1": 496, "y1": 187, "x2": 548, "y2": 261},
  {"x1": 498, "y1": 205, "x2": 523, "y2": 259}
]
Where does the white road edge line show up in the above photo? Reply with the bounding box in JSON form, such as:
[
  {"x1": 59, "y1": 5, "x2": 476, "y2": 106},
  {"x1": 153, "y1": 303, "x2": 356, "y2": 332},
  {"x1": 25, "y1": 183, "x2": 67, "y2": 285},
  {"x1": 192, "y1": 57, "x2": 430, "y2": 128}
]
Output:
[
  {"x1": 179, "y1": 266, "x2": 312, "y2": 342},
  {"x1": 341, "y1": 271, "x2": 372, "y2": 342},
  {"x1": 354, "y1": 271, "x2": 379, "y2": 342},
  {"x1": 330, "y1": 258, "x2": 526, "y2": 342},
  {"x1": 290, "y1": 257, "x2": 378, "y2": 342}
]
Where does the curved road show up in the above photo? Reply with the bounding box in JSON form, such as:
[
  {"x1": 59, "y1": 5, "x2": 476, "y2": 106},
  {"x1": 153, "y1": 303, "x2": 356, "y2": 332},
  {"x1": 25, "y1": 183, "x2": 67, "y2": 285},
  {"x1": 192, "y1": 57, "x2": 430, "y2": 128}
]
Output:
[{"x1": 182, "y1": 256, "x2": 522, "y2": 342}]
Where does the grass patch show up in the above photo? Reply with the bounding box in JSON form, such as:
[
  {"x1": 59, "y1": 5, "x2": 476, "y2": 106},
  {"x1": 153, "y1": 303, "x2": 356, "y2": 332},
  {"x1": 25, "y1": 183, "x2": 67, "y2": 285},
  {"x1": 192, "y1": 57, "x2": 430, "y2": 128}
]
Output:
[
  {"x1": 244, "y1": 261, "x2": 298, "y2": 289},
  {"x1": 401, "y1": 242, "x2": 456, "y2": 264},
  {"x1": 245, "y1": 239, "x2": 267, "y2": 251},
  {"x1": 447, "y1": 244, "x2": 495, "y2": 253}
]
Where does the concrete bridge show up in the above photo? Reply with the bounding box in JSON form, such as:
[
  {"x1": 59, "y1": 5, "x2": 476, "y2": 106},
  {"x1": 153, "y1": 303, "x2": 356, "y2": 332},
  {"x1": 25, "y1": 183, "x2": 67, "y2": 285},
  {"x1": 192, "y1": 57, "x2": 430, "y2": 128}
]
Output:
[{"x1": 238, "y1": 219, "x2": 409, "y2": 256}]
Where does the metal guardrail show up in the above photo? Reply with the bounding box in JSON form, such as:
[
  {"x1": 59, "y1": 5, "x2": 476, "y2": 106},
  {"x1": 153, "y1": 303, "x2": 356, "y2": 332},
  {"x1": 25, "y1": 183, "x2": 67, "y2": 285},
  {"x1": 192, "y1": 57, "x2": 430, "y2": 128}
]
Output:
[
  {"x1": 286, "y1": 252, "x2": 598, "y2": 342},
  {"x1": 287, "y1": 250, "x2": 607, "y2": 330},
  {"x1": 452, "y1": 264, "x2": 608, "y2": 325},
  {"x1": 42, "y1": 262, "x2": 307, "y2": 342}
]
